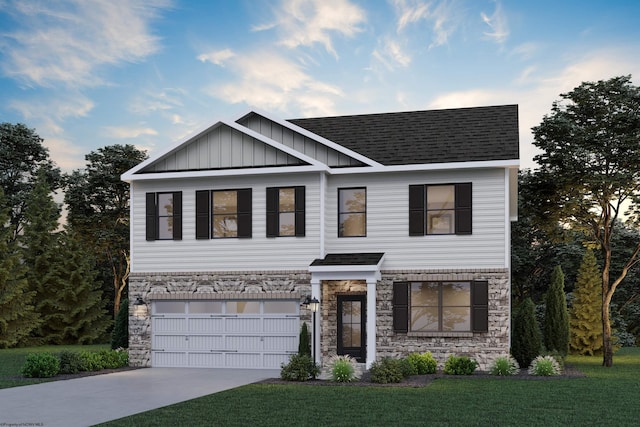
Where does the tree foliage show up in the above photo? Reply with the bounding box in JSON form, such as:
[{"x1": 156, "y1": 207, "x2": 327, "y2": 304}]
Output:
[
  {"x1": 544, "y1": 266, "x2": 570, "y2": 356},
  {"x1": 532, "y1": 75, "x2": 640, "y2": 366},
  {"x1": 0, "y1": 123, "x2": 61, "y2": 242},
  {"x1": 511, "y1": 298, "x2": 542, "y2": 368},
  {"x1": 570, "y1": 249, "x2": 604, "y2": 355},
  {"x1": 0, "y1": 189, "x2": 39, "y2": 348},
  {"x1": 64, "y1": 144, "x2": 147, "y2": 316},
  {"x1": 111, "y1": 298, "x2": 129, "y2": 349}
]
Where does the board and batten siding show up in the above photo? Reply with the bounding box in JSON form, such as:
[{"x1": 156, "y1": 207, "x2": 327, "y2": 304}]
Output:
[
  {"x1": 130, "y1": 174, "x2": 321, "y2": 273},
  {"x1": 323, "y1": 169, "x2": 508, "y2": 269}
]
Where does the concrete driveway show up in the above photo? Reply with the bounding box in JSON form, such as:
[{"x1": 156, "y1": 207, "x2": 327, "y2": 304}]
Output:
[{"x1": 0, "y1": 368, "x2": 279, "y2": 427}]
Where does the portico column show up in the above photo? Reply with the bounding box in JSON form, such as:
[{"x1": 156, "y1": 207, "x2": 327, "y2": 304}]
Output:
[
  {"x1": 366, "y1": 278, "x2": 377, "y2": 369},
  {"x1": 311, "y1": 277, "x2": 321, "y2": 366}
]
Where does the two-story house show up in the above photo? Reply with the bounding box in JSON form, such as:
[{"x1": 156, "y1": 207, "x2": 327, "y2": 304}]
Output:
[{"x1": 122, "y1": 105, "x2": 519, "y2": 371}]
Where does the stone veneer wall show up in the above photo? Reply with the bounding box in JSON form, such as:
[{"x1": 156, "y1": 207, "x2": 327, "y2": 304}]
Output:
[
  {"x1": 128, "y1": 271, "x2": 312, "y2": 367},
  {"x1": 375, "y1": 269, "x2": 511, "y2": 371}
]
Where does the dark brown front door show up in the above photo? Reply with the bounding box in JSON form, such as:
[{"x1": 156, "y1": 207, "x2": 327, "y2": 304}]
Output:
[{"x1": 337, "y1": 295, "x2": 366, "y2": 363}]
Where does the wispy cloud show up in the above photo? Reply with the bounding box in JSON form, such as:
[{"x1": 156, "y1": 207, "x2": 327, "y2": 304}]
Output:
[
  {"x1": 129, "y1": 88, "x2": 185, "y2": 115},
  {"x1": 203, "y1": 50, "x2": 343, "y2": 116},
  {"x1": 481, "y1": 1, "x2": 509, "y2": 44},
  {"x1": 0, "y1": 0, "x2": 172, "y2": 87},
  {"x1": 254, "y1": 0, "x2": 366, "y2": 57},
  {"x1": 372, "y1": 38, "x2": 412, "y2": 70},
  {"x1": 391, "y1": 0, "x2": 457, "y2": 48},
  {"x1": 197, "y1": 49, "x2": 236, "y2": 66},
  {"x1": 104, "y1": 126, "x2": 158, "y2": 139}
]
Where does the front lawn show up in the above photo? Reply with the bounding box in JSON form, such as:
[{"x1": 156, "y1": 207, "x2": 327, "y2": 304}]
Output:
[
  {"x1": 100, "y1": 348, "x2": 640, "y2": 427},
  {"x1": 0, "y1": 344, "x2": 108, "y2": 389}
]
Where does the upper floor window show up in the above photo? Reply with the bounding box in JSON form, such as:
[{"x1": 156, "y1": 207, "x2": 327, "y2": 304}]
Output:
[
  {"x1": 409, "y1": 183, "x2": 472, "y2": 236},
  {"x1": 195, "y1": 189, "x2": 252, "y2": 239},
  {"x1": 266, "y1": 186, "x2": 305, "y2": 237},
  {"x1": 338, "y1": 187, "x2": 366, "y2": 237},
  {"x1": 146, "y1": 192, "x2": 182, "y2": 241}
]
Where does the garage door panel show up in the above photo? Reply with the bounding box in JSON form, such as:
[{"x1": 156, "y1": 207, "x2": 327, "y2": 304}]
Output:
[
  {"x1": 153, "y1": 351, "x2": 186, "y2": 367},
  {"x1": 226, "y1": 317, "x2": 261, "y2": 332},
  {"x1": 188, "y1": 317, "x2": 224, "y2": 332},
  {"x1": 263, "y1": 336, "x2": 297, "y2": 351},
  {"x1": 263, "y1": 317, "x2": 298, "y2": 333},
  {"x1": 154, "y1": 317, "x2": 185, "y2": 332},
  {"x1": 189, "y1": 335, "x2": 224, "y2": 350},
  {"x1": 189, "y1": 352, "x2": 224, "y2": 367},
  {"x1": 154, "y1": 334, "x2": 187, "y2": 349},
  {"x1": 264, "y1": 353, "x2": 293, "y2": 369},
  {"x1": 226, "y1": 352, "x2": 261, "y2": 368}
]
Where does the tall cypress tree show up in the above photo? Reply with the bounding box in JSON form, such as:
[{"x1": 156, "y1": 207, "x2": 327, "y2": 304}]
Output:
[
  {"x1": 511, "y1": 298, "x2": 542, "y2": 368},
  {"x1": 544, "y1": 265, "x2": 570, "y2": 356},
  {"x1": 570, "y1": 249, "x2": 603, "y2": 355},
  {"x1": 0, "y1": 189, "x2": 40, "y2": 347}
]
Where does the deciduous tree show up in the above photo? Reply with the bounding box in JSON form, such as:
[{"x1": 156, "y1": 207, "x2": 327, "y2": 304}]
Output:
[{"x1": 532, "y1": 75, "x2": 640, "y2": 366}]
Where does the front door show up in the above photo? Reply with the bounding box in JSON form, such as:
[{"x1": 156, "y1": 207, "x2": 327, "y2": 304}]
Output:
[{"x1": 337, "y1": 295, "x2": 366, "y2": 363}]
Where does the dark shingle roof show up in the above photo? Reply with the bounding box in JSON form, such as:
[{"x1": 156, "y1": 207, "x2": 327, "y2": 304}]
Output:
[
  {"x1": 310, "y1": 253, "x2": 385, "y2": 267},
  {"x1": 289, "y1": 105, "x2": 519, "y2": 166}
]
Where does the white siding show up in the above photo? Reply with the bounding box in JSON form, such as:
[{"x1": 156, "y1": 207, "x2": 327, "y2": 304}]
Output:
[
  {"x1": 131, "y1": 173, "x2": 321, "y2": 272},
  {"x1": 324, "y1": 169, "x2": 508, "y2": 269}
]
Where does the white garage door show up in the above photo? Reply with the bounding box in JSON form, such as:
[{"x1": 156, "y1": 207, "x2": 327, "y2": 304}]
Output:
[{"x1": 151, "y1": 300, "x2": 299, "y2": 368}]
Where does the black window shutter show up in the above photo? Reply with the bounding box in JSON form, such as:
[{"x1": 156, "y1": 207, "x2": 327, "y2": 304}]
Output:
[
  {"x1": 195, "y1": 190, "x2": 210, "y2": 239},
  {"x1": 266, "y1": 187, "x2": 278, "y2": 237},
  {"x1": 409, "y1": 185, "x2": 425, "y2": 236},
  {"x1": 455, "y1": 183, "x2": 472, "y2": 235},
  {"x1": 145, "y1": 193, "x2": 156, "y2": 241},
  {"x1": 392, "y1": 282, "x2": 409, "y2": 333},
  {"x1": 172, "y1": 192, "x2": 182, "y2": 240},
  {"x1": 471, "y1": 280, "x2": 489, "y2": 332},
  {"x1": 237, "y1": 189, "x2": 252, "y2": 238},
  {"x1": 295, "y1": 186, "x2": 305, "y2": 237}
]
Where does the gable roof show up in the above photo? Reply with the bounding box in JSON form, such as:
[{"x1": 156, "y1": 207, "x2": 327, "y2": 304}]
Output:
[{"x1": 288, "y1": 104, "x2": 519, "y2": 166}]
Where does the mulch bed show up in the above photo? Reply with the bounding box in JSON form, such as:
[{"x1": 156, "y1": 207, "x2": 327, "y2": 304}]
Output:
[{"x1": 257, "y1": 365, "x2": 586, "y2": 388}]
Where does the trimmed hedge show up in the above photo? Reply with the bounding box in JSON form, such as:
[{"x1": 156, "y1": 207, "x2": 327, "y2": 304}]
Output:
[{"x1": 21, "y1": 349, "x2": 128, "y2": 378}]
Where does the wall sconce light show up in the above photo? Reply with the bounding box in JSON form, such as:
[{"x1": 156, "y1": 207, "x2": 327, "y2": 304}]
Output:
[{"x1": 133, "y1": 296, "x2": 147, "y2": 318}]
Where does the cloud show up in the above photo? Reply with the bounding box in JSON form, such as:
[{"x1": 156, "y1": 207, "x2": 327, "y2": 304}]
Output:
[
  {"x1": 104, "y1": 126, "x2": 158, "y2": 139},
  {"x1": 391, "y1": 0, "x2": 457, "y2": 48},
  {"x1": 254, "y1": 0, "x2": 366, "y2": 57},
  {"x1": 481, "y1": 1, "x2": 509, "y2": 44},
  {"x1": 203, "y1": 50, "x2": 343, "y2": 116},
  {"x1": 373, "y1": 38, "x2": 412, "y2": 70},
  {"x1": 197, "y1": 49, "x2": 235, "y2": 66},
  {"x1": 0, "y1": 0, "x2": 172, "y2": 87},
  {"x1": 129, "y1": 88, "x2": 185, "y2": 115}
]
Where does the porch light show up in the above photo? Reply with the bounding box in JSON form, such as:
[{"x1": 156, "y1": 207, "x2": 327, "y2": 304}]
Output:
[
  {"x1": 133, "y1": 296, "x2": 147, "y2": 318},
  {"x1": 308, "y1": 297, "x2": 319, "y2": 313}
]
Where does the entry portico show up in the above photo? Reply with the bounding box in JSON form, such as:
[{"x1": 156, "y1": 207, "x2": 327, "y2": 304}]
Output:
[{"x1": 309, "y1": 253, "x2": 384, "y2": 368}]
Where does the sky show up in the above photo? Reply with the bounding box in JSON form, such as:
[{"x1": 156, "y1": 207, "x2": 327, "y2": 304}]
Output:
[{"x1": 1, "y1": 0, "x2": 639, "y2": 173}]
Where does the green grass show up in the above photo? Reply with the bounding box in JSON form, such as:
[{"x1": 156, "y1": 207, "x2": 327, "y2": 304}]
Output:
[
  {"x1": 100, "y1": 348, "x2": 640, "y2": 427},
  {"x1": 0, "y1": 344, "x2": 108, "y2": 388}
]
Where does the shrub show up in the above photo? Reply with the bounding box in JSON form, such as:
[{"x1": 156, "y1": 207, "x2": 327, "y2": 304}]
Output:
[
  {"x1": 280, "y1": 354, "x2": 319, "y2": 381},
  {"x1": 406, "y1": 352, "x2": 437, "y2": 374},
  {"x1": 99, "y1": 349, "x2": 129, "y2": 369},
  {"x1": 329, "y1": 355, "x2": 357, "y2": 382},
  {"x1": 298, "y1": 322, "x2": 311, "y2": 357},
  {"x1": 443, "y1": 355, "x2": 477, "y2": 375},
  {"x1": 80, "y1": 351, "x2": 106, "y2": 371},
  {"x1": 528, "y1": 355, "x2": 562, "y2": 376},
  {"x1": 21, "y1": 353, "x2": 60, "y2": 378},
  {"x1": 512, "y1": 298, "x2": 542, "y2": 368},
  {"x1": 544, "y1": 265, "x2": 570, "y2": 356},
  {"x1": 111, "y1": 298, "x2": 129, "y2": 349},
  {"x1": 369, "y1": 358, "x2": 404, "y2": 384},
  {"x1": 58, "y1": 350, "x2": 88, "y2": 374},
  {"x1": 489, "y1": 355, "x2": 520, "y2": 376}
]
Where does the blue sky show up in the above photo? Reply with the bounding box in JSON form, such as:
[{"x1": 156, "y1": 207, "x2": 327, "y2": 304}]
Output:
[{"x1": 1, "y1": 0, "x2": 639, "y2": 172}]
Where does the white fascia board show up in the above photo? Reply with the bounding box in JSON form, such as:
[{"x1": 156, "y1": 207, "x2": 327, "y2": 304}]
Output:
[
  {"x1": 239, "y1": 109, "x2": 385, "y2": 168},
  {"x1": 121, "y1": 165, "x2": 328, "y2": 182},
  {"x1": 122, "y1": 119, "x2": 329, "y2": 182},
  {"x1": 328, "y1": 159, "x2": 520, "y2": 175},
  {"x1": 309, "y1": 270, "x2": 382, "y2": 282}
]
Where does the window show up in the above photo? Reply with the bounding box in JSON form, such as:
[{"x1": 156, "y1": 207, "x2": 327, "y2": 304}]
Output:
[
  {"x1": 195, "y1": 189, "x2": 252, "y2": 239},
  {"x1": 146, "y1": 192, "x2": 182, "y2": 241},
  {"x1": 409, "y1": 183, "x2": 472, "y2": 235},
  {"x1": 392, "y1": 280, "x2": 488, "y2": 333},
  {"x1": 266, "y1": 186, "x2": 305, "y2": 237},
  {"x1": 338, "y1": 187, "x2": 366, "y2": 237}
]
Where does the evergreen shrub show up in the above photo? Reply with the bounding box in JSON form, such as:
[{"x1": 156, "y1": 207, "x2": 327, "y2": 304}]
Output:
[
  {"x1": 111, "y1": 298, "x2": 129, "y2": 349},
  {"x1": 280, "y1": 354, "x2": 319, "y2": 381},
  {"x1": 544, "y1": 265, "x2": 570, "y2": 356},
  {"x1": 406, "y1": 352, "x2": 437, "y2": 374},
  {"x1": 298, "y1": 322, "x2": 311, "y2": 357},
  {"x1": 80, "y1": 351, "x2": 106, "y2": 371},
  {"x1": 98, "y1": 349, "x2": 129, "y2": 369},
  {"x1": 58, "y1": 350, "x2": 88, "y2": 374},
  {"x1": 21, "y1": 352, "x2": 60, "y2": 378},
  {"x1": 369, "y1": 358, "x2": 405, "y2": 384},
  {"x1": 443, "y1": 355, "x2": 477, "y2": 375},
  {"x1": 511, "y1": 298, "x2": 542, "y2": 368}
]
